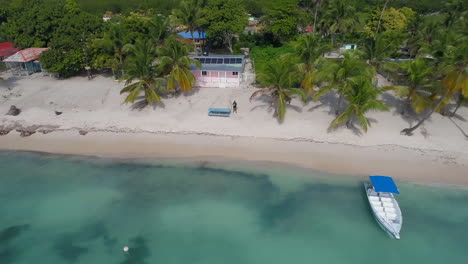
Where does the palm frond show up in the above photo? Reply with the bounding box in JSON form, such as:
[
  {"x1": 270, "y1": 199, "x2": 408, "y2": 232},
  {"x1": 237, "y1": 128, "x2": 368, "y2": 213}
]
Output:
[
  {"x1": 313, "y1": 85, "x2": 334, "y2": 100},
  {"x1": 356, "y1": 110, "x2": 370, "y2": 132},
  {"x1": 276, "y1": 93, "x2": 286, "y2": 121},
  {"x1": 145, "y1": 86, "x2": 161, "y2": 103},
  {"x1": 250, "y1": 88, "x2": 274, "y2": 101},
  {"x1": 120, "y1": 82, "x2": 141, "y2": 94},
  {"x1": 386, "y1": 85, "x2": 410, "y2": 97},
  {"x1": 288, "y1": 88, "x2": 309, "y2": 102},
  {"x1": 329, "y1": 107, "x2": 353, "y2": 130},
  {"x1": 124, "y1": 84, "x2": 142, "y2": 104}
]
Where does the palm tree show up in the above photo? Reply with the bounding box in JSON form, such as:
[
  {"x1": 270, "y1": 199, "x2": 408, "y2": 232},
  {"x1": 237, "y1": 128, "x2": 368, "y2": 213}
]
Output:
[
  {"x1": 157, "y1": 36, "x2": 201, "y2": 92},
  {"x1": 299, "y1": 0, "x2": 326, "y2": 32},
  {"x1": 401, "y1": 67, "x2": 468, "y2": 135},
  {"x1": 313, "y1": 0, "x2": 326, "y2": 32},
  {"x1": 250, "y1": 60, "x2": 307, "y2": 121},
  {"x1": 375, "y1": 0, "x2": 392, "y2": 38},
  {"x1": 329, "y1": 76, "x2": 389, "y2": 132},
  {"x1": 450, "y1": 93, "x2": 467, "y2": 116},
  {"x1": 292, "y1": 34, "x2": 331, "y2": 93},
  {"x1": 401, "y1": 32, "x2": 468, "y2": 135},
  {"x1": 94, "y1": 24, "x2": 127, "y2": 77},
  {"x1": 149, "y1": 15, "x2": 170, "y2": 44},
  {"x1": 320, "y1": 0, "x2": 361, "y2": 45},
  {"x1": 172, "y1": 0, "x2": 204, "y2": 48},
  {"x1": 388, "y1": 58, "x2": 434, "y2": 114},
  {"x1": 120, "y1": 39, "x2": 162, "y2": 106},
  {"x1": 362, "y1": 33, "x2": 397, "y2": 67},
  {"x1": 314, "y1": 51, "x2": 374, "y2": 115}
]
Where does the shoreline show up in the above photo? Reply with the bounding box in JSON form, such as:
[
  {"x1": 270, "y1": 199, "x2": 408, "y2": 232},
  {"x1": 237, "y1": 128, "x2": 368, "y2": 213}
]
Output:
[{"x1": 1, "y1": 129, "x2": 467, "y2": 187}]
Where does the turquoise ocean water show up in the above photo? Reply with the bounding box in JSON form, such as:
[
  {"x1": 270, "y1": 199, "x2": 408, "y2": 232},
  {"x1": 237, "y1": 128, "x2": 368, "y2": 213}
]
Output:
[{"x1": 1, "y1": 151, "x2": 467, "y2": 264}]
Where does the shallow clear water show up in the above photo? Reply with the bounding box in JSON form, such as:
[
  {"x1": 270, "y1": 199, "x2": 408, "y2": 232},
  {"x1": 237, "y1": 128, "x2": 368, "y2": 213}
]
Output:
[{"x1": 1, "y1": 151, "x2": 467, "y2": 264}]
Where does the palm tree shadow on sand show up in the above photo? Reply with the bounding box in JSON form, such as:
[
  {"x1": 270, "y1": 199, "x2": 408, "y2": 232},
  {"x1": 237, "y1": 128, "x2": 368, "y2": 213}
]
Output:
[
  {"x1": 250, "y1": 95, "x2": 304, "y2": 124},
  {"x1": 130, "y1": 96, "x2": 165, "y2": 111}
]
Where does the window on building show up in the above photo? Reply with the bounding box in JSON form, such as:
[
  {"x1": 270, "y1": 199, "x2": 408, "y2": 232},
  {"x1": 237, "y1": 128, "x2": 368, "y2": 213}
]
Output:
[
  {"x1": 195, "y1": 39, "x2": 200, "y2": 44},
  {"x1": 202, "y1": 71, "x2": 207, "y2": 76},
  {"x1": 233, "y1": 72, "x2": 238, "y2": 76}
]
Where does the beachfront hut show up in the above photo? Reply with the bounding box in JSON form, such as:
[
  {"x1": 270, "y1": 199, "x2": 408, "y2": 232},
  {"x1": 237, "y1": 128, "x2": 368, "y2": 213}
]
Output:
[
  {"x1": 177, "y1": 31, "x2": 207, "y2": 49},
  {"x1": 0, "y1": 42, "x2": 20, "y2": 71},
  {"x1": 244, "y1": 17, "x2": 259, "y2": 34},
  {"x1": 191, "y1": 55, "x2": 245, "y2": 88},
  {"x1": 342, "y1": 44, "x2": 357, "y2": 51},
  {"x1": 3, "y1": 48, "x2": 49, "y2": 76}
]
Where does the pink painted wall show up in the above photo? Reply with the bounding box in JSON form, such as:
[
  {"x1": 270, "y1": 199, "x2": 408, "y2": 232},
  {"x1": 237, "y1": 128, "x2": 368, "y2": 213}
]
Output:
[
  {"x1": 192, "y1": 70, "x2": 201, "y2": 77},
  {"x1": 190, "y1": 70, "x2": 241, "y2": 88}
]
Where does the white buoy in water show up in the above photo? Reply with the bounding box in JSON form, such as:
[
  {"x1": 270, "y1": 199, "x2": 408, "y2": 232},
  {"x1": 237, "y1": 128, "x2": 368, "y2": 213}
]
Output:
[{"x1": 123, "y1": 246, "x2": 130, "y2": 255}]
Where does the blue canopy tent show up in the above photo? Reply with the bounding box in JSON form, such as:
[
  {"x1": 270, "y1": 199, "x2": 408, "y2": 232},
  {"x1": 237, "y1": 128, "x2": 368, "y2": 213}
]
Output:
[{"x1": 369, "y1": 176, "x2": 400, "y2": 194}]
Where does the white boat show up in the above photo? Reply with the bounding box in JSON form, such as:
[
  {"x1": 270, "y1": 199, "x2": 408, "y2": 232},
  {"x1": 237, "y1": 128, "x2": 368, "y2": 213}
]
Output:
[{"x1": 364, "y1": 175, "x2": 402, "y2": 239}]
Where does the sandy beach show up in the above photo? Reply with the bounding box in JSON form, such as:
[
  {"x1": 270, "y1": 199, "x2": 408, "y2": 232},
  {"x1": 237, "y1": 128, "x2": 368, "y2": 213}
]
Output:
[{"x1": 1, "y1": 73, "x2": 467, "y2": 185}]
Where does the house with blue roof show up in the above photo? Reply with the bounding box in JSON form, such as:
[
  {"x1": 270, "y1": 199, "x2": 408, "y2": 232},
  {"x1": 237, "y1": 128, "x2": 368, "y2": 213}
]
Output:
[
  {"x1": 191, "y1": 55, "x2": 245, "y2": 88},
  {"x1": 177, "y1": 31, "x2": 207, "y2": 48}
]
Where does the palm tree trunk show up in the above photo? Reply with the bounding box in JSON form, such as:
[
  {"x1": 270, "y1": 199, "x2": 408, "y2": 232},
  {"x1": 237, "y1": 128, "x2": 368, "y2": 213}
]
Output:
[
  {"x1": 401, "y1": 94, "x2": 446, "y2": 136},
  {"x1": 451, "y1": 95, "x2": 464, "y2": 116},
  {"x1": 313, "y1": 5, "x2": 319, "y2": 32},
  {"x1": 375, "y1": 0, "x2": 390, "y2": 39},
  {"x1": 335, "y1": 94, "x2": 343, "y2": 116},
  {"x1": 225, "y1": 33, "x2": 233, "y2": 54},
  {"x1": 119, "y1": 53, "x2": 124, "y2": 77}
]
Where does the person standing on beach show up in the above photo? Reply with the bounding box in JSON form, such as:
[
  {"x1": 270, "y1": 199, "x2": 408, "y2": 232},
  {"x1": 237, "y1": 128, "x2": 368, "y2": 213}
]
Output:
[{"x1": 232, "y1": 100, "x2": 238, "y2": 113}]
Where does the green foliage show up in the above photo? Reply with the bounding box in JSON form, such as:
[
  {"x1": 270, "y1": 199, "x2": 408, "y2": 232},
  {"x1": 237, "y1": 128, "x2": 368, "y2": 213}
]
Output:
[
  {"x1": 76, "y1": 0, "x2": 183, "y2": 15},
  {"x1": 157, "y1": 36, "x2": 200, "y2": 92},
  {"x1": 386, "y1": 57, "x2": 435, "y2": 113},
  {"x1": 0, "y1": 0, "x2": 102, "y2": 48},
  {"x1": 250, "y1": 45, "x2": 295, "y2": 84},
  {"x1": 361, "y1": 31, "x2": 405, "y2": 65},
  {"x1": 39, "y1": 49, "x2": 84, "y2": 78},
  {"x1": 365, "y1": 7, "x2": 414, "y2": 37},
  {"x1": 65, "y1": 0, "x2": 80, "y2": 13},
  {"x1": 330, "y1": 76, "x2": 388, "y2": 132},
  {"x1": 291, "y1": 34, "x2": 332, "y2": 92},
  {"x1": 250, "y1": 60, "x2": 306, "y2": 121},
  {"x1": 90, "y1": 23, "x2": 128, "y2": 75},
  {"x1": 203, "y1": 0, "x2": 248, "y2": 53},
  {"x1": 315, "y1": 51, "x2": 374, "y2": 101},
  {"x1": 171, "y1": 0, "x2": 204, "y2": 44},
  {"x1": 261, "y1": 3, "x2": 307, "y2": 43},
  {"x1": 120, "y1": 39, "x2": 162, "y2": 106}
]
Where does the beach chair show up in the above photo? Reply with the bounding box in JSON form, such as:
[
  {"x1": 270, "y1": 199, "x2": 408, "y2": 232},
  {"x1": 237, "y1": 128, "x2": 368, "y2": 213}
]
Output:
[{"x1": 208, "y1": 108, "x2": 231, "y2": 117}]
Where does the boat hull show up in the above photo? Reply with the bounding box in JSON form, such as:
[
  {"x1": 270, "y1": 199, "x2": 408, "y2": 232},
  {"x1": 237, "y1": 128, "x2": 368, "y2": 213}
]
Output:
[{"x1": 364, "y1": 183, "x2": 402, "y2": 239}]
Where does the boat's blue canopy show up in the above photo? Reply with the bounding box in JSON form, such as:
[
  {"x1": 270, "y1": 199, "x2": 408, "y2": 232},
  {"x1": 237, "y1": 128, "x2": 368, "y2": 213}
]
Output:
[{"x1": 369, "y1": 176, "x2": 400, "y2": 194}]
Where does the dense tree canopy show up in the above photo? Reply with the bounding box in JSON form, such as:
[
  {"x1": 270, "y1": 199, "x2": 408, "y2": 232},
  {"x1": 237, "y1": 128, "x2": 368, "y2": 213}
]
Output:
[
  {"x1": 0, "y1": 0, "x2": 466, "y2": 134},
  {"x1": 203, "y1": 0, "x2": 248, "y2": 53}
]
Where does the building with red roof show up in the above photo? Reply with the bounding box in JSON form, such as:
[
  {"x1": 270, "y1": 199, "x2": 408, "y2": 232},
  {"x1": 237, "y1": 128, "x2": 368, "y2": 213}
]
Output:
[
  {"x1": 0, "y1": 42, "x2": 20, "y2": 72},
  {"x1": 0, "y1": 42, "x2": 19, "y2": 58},
  {"x1": 3, "y1": 48, "x2": 49, "y2": 76},
  {"x1": 304, "y1": 26, "x2": 314, "y2": 33}
]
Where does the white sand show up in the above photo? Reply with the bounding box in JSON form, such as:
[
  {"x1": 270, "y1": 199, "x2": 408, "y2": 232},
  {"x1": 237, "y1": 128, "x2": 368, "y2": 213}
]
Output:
[{"x1": 1, "y1": 73, "x2": 467, "y2": 185}]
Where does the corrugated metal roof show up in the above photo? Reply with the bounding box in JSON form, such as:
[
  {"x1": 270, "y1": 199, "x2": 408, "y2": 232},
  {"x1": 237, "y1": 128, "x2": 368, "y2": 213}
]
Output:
[
  {"x1": 3, "y1": 48, "x2": 49, "y2": 63},
  {"x1": 0, "y1": 42, "x2": 20, "y2": 57},
  {"x1": 177, "y1": 31, "x2": 207, "y2": 39}
]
